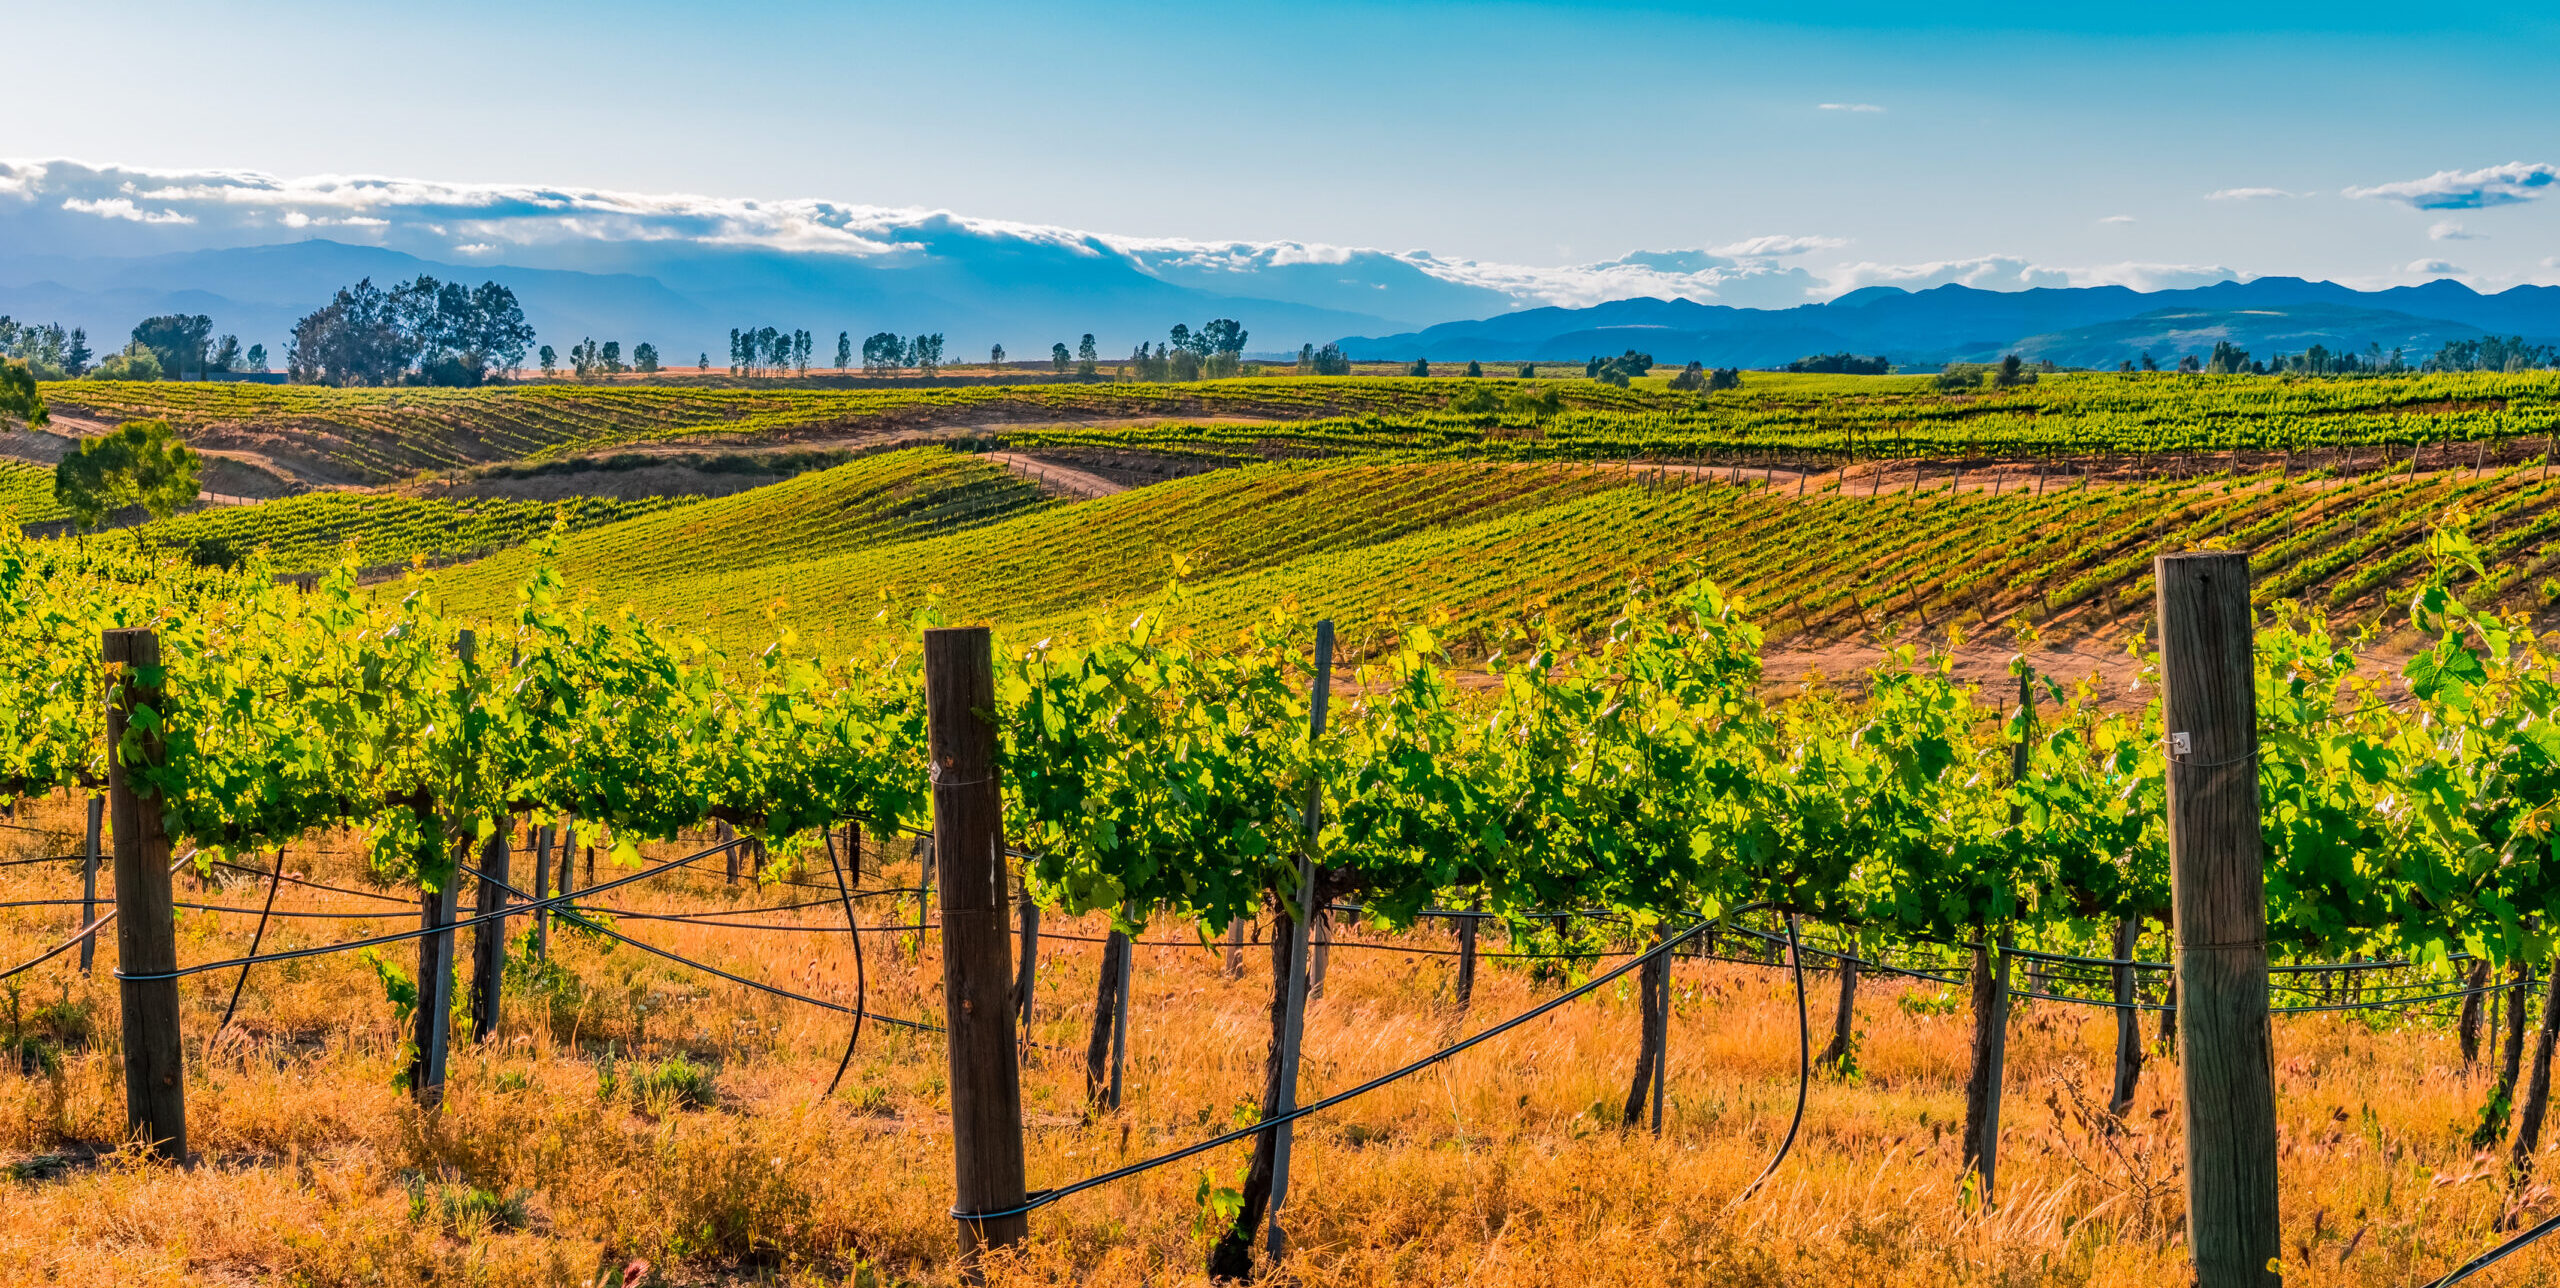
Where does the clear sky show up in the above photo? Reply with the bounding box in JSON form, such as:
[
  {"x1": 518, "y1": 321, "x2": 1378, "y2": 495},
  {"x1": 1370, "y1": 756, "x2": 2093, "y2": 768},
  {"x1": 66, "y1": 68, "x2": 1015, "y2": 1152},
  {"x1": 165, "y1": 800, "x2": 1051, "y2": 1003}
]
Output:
[{"x1": 11, "y1": 0, "x2": 2560, "y2": 293}]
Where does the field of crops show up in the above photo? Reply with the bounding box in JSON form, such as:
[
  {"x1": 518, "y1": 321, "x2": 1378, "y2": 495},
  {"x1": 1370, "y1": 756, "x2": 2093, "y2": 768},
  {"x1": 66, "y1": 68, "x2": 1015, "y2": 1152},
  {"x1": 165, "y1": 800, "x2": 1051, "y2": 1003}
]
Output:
[
  {"x1": 37, "y1": 379, "x2": 1511, "y2": 484},
  {"x1": 0, "y1": 461, "x2": 67, "y2": 525},
  {"x1": 92, "y1": 492, "x2": 698, "y2": 573},
  {"x1": 435, "y1": 448, "x2": 1058, "y2": 618},
  {"x1": 1002, "y1": 370, "x2": 2560, "y2": 465},
  {"x1": 409, "y1": 448, "x2": 2560, "y2": 660}
]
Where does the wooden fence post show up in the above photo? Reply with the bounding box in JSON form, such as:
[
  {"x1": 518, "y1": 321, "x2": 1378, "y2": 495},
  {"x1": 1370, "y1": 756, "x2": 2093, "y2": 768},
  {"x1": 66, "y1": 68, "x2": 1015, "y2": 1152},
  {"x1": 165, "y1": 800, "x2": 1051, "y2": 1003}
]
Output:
[
  {"x1": 1013, "y1": 878, "x2": 1039, "y2": 1026},
  {"x1": 79, "y1": 794, "x2": 103, "y2": 975},
  {"x1": 2110, "y1": 916, "x2": 2146, "y2": 1116},
  {"x1": 2156, "y1": 551, "x2": 2281, "y2": 1288},
  {"x1": 469, "y1": 821, "x2": 511, "y2": 1042},
  {"x1": 104, "y1": 627, "x2": 185, "y2": 1159},
  {"x1": 1266, "y1": 619, "x2": 1334, "y2": 1261},
  {"x1": 924, "y1": 626, "x2": 1029, "y2": 1266}
]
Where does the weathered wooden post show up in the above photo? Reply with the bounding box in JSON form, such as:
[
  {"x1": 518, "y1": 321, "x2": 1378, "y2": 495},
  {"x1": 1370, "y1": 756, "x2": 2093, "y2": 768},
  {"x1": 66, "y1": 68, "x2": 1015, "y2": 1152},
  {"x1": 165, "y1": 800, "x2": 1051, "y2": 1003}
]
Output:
[
  {"x1": 104, "y1": 628, "x2": 185, "y2": 1159},
  {"x1": 411, "y1": 631, "x2": 469, "y2": 1109},
  {"x1": 1013, "y1": 877, "x2": 1039, "y2": 1026},
  {"x1": 531, "y1": 823, "x2": 553, "y2": 962},
  {"x1": 2156, "y1": 551, "x2": 2280, "y2": 1287},
  {"x1": 925, "y1": 626, "x2": 1029, "y2": 1267},
  {"x1": 469, "y1": 820, "x2": 511, "y2": 1041},
  {"x1": 2109, "y1": 916, "x2": 2146, "y2": 1116},
  {"x1": 1454, "y1": 900, "x2": 1480, "y2": 1009},
  {"x1": 1266, "y1": 619, "x2": 1334, "y2": 1260},
  {"x1": 78, "y1": 794, "x2": 103, "y2": 975}
]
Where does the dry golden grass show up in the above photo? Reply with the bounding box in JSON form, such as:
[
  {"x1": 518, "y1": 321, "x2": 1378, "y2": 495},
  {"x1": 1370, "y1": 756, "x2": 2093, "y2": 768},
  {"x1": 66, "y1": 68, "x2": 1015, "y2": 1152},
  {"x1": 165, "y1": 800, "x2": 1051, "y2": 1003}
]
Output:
[{"x1": 0, "y1": 794, "x2": 2547, "y2": 1286}]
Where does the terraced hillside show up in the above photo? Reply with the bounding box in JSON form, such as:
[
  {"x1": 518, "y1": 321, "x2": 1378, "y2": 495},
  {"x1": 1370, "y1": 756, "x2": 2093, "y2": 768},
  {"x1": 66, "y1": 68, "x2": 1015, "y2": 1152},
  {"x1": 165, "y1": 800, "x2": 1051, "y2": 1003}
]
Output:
[
  {"x1": 0, "y1": 461, "x2": 66, "y2": 525},
  {"x1": 438, "y1": 447, "x2": 1058, "y2": 615},
  {"x1": 95, "y1": 492, "x2": 698, "y2": 573},
  {"x1": 417, "y1": 454, "x2": 2560, "y2": 660},
  {"x1": 37, "y1": 379, "x2": 1502, "y2": 485},
  {"x1": 440, "y1": 457, "x2": 1625, "y2": 649}
]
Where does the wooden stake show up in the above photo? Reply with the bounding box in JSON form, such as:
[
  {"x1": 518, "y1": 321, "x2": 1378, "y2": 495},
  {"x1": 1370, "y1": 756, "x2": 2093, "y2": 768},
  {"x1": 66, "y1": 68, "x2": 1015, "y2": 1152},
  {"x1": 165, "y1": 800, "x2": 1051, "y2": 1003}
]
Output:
[
  {"x1": 78, "y1": 794, "x2": 101, "y2": 975},
  {"x1": 2109, "y1": 917, "x2": 2145, "y2": 1116},
  {"x1": 469, "y1": 822, "x2": 511, "y2": 1042},
  {"x1": 104, "y1": 627, "x2": 185, "y2": 1160},
  {"x1": 1454, "y1": 901, "x2": 1480, "y2": 1009},
  {"x1": 2156, "y1": 551, "x2": 2281, "y2": 1287},
  {"x1": 1013, "y1": 878, "x2": 1040, "y2": 1026},
  {"x1": 414, "y1": 629, "x2": 471, "y2": 1110},
  {"x1": 924, "y1": 626, "x2": 1030, "y2": 1265},
  {"x1": 1224, "y1": 919, "x2": 1244, "y2": 981},
  {"x1": 531, "y1": 824, "x2": 553, "y2": 962},
  {"x1": 1267, "y1": 619, "x2": 1335, "y2": 1262}
]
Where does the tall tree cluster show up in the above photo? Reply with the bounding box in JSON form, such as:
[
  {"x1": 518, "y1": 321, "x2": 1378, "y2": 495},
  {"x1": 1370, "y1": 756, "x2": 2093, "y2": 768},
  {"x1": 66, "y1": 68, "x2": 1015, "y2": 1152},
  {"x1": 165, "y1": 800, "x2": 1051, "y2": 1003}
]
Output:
[
  {"x1": 0, "y1": 317, "x2": 92, "y2": 378},
  {"x1": 1126, "y1": 318, "x2": 1249, "y2": 381},
  {"x1": 729, "y1": 327, "x2": 815, "y2": 375},
  {"x1": 287, "y1": 277, "x2": 533, "y2": 386}
]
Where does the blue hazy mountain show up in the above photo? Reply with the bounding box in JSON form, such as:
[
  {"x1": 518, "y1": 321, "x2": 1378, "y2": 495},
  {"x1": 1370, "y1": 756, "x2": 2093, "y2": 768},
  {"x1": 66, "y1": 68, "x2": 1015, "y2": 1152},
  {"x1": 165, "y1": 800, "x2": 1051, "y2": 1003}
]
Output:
[{"x1": 1340, "y1": 279, "x2": 2560, "y2": 367}]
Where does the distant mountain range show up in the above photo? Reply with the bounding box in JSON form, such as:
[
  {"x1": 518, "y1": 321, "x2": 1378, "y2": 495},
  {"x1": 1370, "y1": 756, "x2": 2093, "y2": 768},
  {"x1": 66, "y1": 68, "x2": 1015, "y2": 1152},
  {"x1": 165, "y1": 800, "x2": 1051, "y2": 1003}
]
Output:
[
  {"x1": 1337, "y1": 278, "x2": 2560, "y2": 368},
  {"x1": 0, "y1": 239, "x2": 1435, "y2": 371}
]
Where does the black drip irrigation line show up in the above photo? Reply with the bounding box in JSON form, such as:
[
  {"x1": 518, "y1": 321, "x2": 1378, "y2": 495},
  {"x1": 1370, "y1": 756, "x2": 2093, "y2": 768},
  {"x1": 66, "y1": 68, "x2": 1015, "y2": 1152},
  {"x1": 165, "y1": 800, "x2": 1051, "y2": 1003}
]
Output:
[
  {"x1": 822, "y1": 827, "x2": 867, "y2": 1097},
  {"x1": 951, "y1": 911, "x2": 1807, "y2": 1225},
  {"x1": 0, "y1": 854, "x2": 190, "y2": 982},
  {"x1": 2420, "y1": 1209, "x2": 2560, "y2": 1288},
  {"x1": 456, "y1": 860, "x2": 946, "y2": 1037},
  {"x1": 0, "y1": 853, "x2": 84, "y2": 868},
  {"x1": 111, "y1": 837, "x2": 749, "y2": 982},
  {"x1": 216, "y1": 855, "x2": 286, "y2": 1034},
  {"x1": 206, "y1": 858, "x2": 413, "y2": 905}
]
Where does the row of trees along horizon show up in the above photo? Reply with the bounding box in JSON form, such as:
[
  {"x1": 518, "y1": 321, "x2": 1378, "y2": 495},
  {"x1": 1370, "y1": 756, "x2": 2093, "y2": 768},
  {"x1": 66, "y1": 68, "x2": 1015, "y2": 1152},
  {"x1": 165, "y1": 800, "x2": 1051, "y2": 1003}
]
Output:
[{"x1": 5, "y1": 272, "x2": 2560, "y2": 387}]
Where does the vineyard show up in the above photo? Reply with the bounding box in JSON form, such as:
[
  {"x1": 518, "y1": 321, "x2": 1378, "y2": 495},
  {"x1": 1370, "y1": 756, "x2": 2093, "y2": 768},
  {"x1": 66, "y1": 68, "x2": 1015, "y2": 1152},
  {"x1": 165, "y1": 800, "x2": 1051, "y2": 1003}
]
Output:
[
  {"x1": 85, "y1": 492, "x2": 699, "y2": 574},
  {"x1": 2, "y1": 505, "x2": 2560, "y2": 1286},
  {"x1": 411, "y1": 446, "x2": 2560, "y2": 662},
  {"x1": 34, "y1": 380, "x2": 1501, "y2": 485}
]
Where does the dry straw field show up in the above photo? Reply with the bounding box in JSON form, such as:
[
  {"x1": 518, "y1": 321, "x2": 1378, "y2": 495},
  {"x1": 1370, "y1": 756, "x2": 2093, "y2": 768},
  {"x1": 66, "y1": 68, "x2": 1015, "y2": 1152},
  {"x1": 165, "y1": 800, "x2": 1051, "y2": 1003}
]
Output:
[{"x1": 0, "y1": 795, "x2": 2525, "y2": 1288}]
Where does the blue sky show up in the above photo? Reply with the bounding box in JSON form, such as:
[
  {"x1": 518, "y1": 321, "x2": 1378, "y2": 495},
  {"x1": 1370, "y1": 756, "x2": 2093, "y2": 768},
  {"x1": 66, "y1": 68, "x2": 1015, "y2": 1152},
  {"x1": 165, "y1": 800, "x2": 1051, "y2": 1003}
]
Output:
[{"x1": 8, "y1": 0, "x2": 2560, "y2": 296}]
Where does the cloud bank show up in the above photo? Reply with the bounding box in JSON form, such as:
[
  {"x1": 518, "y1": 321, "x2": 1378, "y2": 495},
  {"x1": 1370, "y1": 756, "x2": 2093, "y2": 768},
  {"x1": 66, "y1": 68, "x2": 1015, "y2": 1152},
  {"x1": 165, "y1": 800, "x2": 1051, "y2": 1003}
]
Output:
[
  {"x1": 0, "y1": 158, "x2": 2255, "y2": 317},
  {"x1": 2347, "y1": 162, "x2": 2558, "y2": 210}
]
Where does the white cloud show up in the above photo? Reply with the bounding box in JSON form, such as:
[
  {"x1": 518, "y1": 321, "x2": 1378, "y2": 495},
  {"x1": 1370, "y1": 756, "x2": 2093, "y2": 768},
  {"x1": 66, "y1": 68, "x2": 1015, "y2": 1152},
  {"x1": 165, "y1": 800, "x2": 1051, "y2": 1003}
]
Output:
[
  {"x1": 1708, "y1": 234, "x2": 1847, "y2": 258},
  {"x1": 453, "y1": 242, "x2": 498, "y2": 255},
  {"x1": 60, "y1": 196, "x2": 193, "y2": 224},
  {"x1": 1817, "y1": 102, "x2": 1884, "y2": 113},
  {"x1": 2429, "y1": 220, "x2": 2482, "y2": 241},
  {"x1": 2098, "y1": 215, "x2": 2136, "y2": 224},
  {"x1": 2347, "y1": 162, "x2": 2559, "y2": 210},
  {"x1": 2205, "y1": 187, "x2": 2307, "y2": 201},
  {"x1": 2407, "y1": 258, "x2": 2464, "y2": 275},
  {"x1": 1821, "y1": 256, "x2": 2236, "y2": 297}
]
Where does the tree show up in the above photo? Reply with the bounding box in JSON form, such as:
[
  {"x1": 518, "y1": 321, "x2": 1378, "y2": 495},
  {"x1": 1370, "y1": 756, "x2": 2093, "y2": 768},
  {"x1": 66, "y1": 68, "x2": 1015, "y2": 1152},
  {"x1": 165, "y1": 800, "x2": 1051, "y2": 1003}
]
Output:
[
  {"x1": 1296, "y1": 343, "x2": 1315, "y2": 373},
  {"x1": 55, "y1": 418, "x2": 200, "y2": 529},
  {"x1": 539, "y1": 344, "x2": 557, "y2": 377},
  {"x1": 286, "y1": 276, "x2": 526, "y2": 386},
  {"x1": 0, "y1": 359, "x2": 47, "y2": 429},
  {"x1": 990, "y1": 343, "x2": 1006, "y2": 368},
  {"x1": 1077, "y1": 334, "x2": 1098, "y2": 376},
  {"x1": 697, "y1": 353, "x2": 708, "y2": 372},
  {"x1": 730, "y1": 328, "x2": 745, "y2": 376},
  {"x1": 1051, "y1": 342, "x2": 1072, "y2": 374},
  {"x1": 2139, "y1": 350, "x2": 2159, "y2": 372},
  {"x1": 1464, "y1": 360, "x2": 1483, "y2": 378},
  {"x1": 1586, "y1": 350, "x2": 1653, "y2": 386},
  {"x1": 243, "y1": 343, "x2": 266, "y2": 373},
  {"x1": 632, "y1": 342, "x2": 660, "y2": 374},
  {"x1": 1517, "y1": 362, "x2": 1535, "y2": 378},
  {"x1": 1409, "y1": 358, "x2": 1431, "y2": 377},
  {"x1": 91, "y1": 345, "x2": 165, "y2": 381},
  {"x1": 60, "y1": 328, "x2": 89, "y2": 377},
  {"x1": 794, "y1": 329, "x2": 813, "y2": 374},
  {"x1": 836, "y1": 331, "x2": 853, "y2": 372},
  {"x1": 2205, "y1": 340, "x2": 2251, "y2": 375},
  {"x1": 1311, "y1": 342, "x2": 1351, "y2": 376},
  {"x1": 1709, "y1": 367, "x2": 1741, "y2": 390},
  {"x1": 1784, "y1": 352, "x2": 1890, "y2": 375},
  {"x1": 1668, "y1": 360, "x2": 1707, "y2": 390},
  {"x1": 207, "y1": 335, "x2": 241, "y2": 373},
  {"x1": 132, "y1": 314, "x2": 215, "y2": 379},
  {"x1": 862, "y1": 332, "x2": 905, "y2": 375},
  {"x1": 1993, "y1": 353, "x2": 2037, "y2": 387},
  {"x1": 601, "y1": 340, "x2": 624, "y2": 376},
  {"x1": 2176, "y1": 353, "x2": 2202, "y2": 374},
  {"x1": 911, "y1": 334, "x2": 944, "y2": 375}
]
